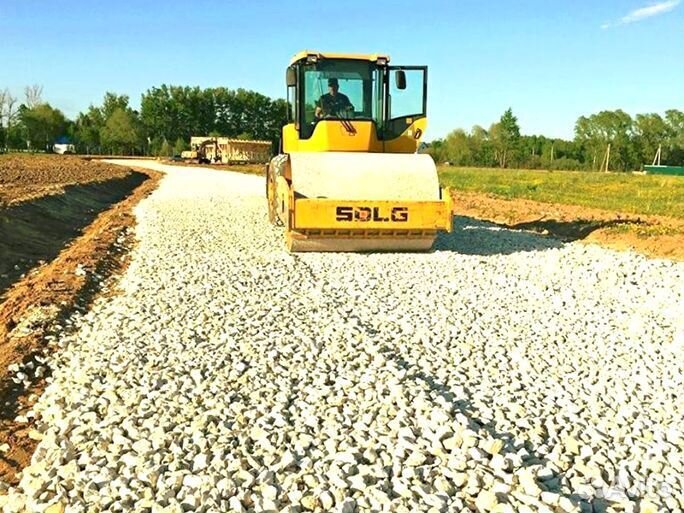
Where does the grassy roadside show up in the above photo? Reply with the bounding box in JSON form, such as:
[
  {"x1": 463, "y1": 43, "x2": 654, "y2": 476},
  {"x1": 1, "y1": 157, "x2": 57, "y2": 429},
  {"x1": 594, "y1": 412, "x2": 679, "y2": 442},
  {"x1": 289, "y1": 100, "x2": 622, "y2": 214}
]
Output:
[
  {"x1": 441, "y1": 166, "x2": 684, "y2": 260},
  {"x1": 438, "y1": 166, "x2": 684, "y2": 219}
]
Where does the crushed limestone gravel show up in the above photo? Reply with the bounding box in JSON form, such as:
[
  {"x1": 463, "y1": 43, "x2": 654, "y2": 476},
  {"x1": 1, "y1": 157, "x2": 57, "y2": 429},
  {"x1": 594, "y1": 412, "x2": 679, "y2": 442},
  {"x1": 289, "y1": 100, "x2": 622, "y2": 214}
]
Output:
[{"x1": 2, "y1": 161, "x2": 683, "y2": 513}]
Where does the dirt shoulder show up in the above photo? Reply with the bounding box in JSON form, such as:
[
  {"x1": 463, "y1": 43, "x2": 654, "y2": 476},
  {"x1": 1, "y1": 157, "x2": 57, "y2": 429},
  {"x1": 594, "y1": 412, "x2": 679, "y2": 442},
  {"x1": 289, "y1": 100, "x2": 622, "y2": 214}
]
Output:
[
  {"x1": 452, "y1": 190, "x2": 684, "y2": 261},
  {"x1": 0, "y1": 165, "x2": 162, "y2": 486}
]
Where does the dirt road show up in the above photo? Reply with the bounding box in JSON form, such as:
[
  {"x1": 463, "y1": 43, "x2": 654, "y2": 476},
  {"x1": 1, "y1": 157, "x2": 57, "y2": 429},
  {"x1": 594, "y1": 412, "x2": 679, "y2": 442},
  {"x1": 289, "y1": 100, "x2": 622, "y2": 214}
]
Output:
[{"x1": 2, "y1": 161, "x2": 683, "y2": 513}]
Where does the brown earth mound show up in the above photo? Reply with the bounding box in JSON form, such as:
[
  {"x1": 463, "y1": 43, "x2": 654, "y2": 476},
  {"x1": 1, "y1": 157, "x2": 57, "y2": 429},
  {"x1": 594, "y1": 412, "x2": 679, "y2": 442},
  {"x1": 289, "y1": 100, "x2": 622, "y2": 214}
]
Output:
[{"x1": 0, "y1": 154, "x2": 131, "y2": 206}]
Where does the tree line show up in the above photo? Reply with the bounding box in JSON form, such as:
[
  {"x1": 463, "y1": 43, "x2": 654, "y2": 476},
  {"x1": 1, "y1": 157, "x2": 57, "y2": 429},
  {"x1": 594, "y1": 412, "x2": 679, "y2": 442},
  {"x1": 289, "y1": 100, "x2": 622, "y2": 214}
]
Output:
[
  {"x1": 425, "y1": 108, "x2": 684, "y2": 171},
  {"x1": 2, "y1": 85, "x2": 682, "y2": 170},
  {"x1": 0, "y1": 85, "x2": 287, "y2": 156}
]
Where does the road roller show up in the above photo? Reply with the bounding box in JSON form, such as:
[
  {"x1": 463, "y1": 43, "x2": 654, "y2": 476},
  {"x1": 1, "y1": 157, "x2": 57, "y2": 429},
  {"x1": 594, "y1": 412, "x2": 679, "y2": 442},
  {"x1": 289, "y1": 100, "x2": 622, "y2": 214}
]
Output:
[{"x1": 266, "y1": 51, "x2": 452, "y2": 252}]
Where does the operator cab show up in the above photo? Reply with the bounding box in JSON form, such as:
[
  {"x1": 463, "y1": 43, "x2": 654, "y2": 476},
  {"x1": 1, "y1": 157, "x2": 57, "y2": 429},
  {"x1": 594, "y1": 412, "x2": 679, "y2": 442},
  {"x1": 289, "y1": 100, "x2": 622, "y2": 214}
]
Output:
[{"x1": 285, "y1": 52, "x2": 428, "y2": 148}]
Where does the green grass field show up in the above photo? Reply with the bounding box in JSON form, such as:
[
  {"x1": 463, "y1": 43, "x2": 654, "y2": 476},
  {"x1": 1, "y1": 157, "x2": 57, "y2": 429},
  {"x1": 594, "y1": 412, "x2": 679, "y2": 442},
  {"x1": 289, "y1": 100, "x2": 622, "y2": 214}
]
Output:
[{"x1": 438, "y1": 167, "x2": 684, "y2": 219}]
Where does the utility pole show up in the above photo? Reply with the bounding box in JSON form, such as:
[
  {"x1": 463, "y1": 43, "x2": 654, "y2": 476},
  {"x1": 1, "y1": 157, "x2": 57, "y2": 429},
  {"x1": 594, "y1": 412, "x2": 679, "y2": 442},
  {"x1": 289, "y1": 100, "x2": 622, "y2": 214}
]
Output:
[
  {"x1": 602, "y1": 143, "x2": 611, "y2": 173},
  {"x1": 606, "y1": 144, "x2": 611, "y2": 172},
  {"x1": 652, "y1": 144, "x2": 662, "y2": 166}
]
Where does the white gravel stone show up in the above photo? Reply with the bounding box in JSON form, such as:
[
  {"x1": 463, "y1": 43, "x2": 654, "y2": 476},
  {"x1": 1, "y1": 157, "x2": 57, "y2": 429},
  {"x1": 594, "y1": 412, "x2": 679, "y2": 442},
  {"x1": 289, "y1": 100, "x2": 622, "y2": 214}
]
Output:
[
  {"x1": 319, "y1": 490, "x2": 335, "y2": 510},
  {"x1": 337, "y1": 497, "x2": 357, "y2": 513},
  {"x1": 191, "y1": 453, "x2": 207, "y2": 472},
  {"x1": 475, "y1": 489, "x2": 499, "y2": 511},
  {"x1": 4, "y1": 160, "x2": 683, "y2": 513}
]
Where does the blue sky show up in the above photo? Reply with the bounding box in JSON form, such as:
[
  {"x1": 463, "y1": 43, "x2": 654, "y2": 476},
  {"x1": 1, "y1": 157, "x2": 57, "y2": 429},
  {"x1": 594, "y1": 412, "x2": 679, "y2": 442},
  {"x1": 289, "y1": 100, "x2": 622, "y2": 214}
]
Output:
[{"x1": 1, "y1": 0, "x2": 682, "y2": 140}]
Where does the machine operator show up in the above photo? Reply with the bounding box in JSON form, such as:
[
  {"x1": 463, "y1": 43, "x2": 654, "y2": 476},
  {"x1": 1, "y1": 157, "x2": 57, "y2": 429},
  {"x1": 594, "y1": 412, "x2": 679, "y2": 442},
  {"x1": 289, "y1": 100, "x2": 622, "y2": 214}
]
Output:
[{"x1": 315, "y1": 78, "x2": 354, "y2": 118}]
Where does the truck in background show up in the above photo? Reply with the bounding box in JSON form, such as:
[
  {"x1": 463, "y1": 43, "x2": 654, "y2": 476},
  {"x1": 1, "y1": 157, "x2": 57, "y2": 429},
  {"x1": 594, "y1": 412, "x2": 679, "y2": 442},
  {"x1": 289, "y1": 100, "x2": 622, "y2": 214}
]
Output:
[{"x1": 181, "y1": 137, "x2": 272, "y2": 165}]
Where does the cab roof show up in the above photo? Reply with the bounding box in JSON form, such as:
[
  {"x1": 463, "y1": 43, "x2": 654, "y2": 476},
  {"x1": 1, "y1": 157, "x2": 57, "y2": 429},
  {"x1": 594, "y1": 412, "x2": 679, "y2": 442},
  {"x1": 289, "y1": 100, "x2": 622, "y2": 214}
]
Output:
[{"x1": 289, "y1": 50, "x2": 390, "y2": 66}]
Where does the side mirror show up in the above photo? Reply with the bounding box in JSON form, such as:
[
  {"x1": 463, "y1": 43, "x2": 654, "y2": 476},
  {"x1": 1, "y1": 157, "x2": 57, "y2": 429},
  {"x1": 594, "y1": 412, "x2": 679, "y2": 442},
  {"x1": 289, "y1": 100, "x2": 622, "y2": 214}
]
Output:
[
  {"x1": 395, "y1": 70, "x2": 406, "y2": 90},
  {"x1": 286, "y1": 68, "x2": 297, "y2": 87}
]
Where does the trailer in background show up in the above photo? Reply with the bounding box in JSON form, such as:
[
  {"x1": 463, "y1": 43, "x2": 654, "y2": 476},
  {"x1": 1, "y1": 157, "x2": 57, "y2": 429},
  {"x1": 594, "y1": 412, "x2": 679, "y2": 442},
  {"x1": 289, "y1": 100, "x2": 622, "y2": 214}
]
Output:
[{"x1": 181, "y1": 137, "x2": 272, "y2": 165}]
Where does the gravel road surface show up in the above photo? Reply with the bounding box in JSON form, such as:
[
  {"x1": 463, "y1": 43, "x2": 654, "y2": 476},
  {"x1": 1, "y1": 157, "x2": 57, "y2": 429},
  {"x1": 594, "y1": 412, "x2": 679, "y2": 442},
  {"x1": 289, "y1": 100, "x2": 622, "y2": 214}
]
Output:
[{"x1": 3, "y1": 161, "x2": 684, "y2": 513}]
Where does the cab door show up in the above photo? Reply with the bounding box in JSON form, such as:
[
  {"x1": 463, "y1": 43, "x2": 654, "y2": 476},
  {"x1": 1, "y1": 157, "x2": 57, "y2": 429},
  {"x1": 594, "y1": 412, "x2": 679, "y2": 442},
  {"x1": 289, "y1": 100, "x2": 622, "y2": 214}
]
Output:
[{"x1": 383, "y1": 66, "x2": 428, "y2": 149}]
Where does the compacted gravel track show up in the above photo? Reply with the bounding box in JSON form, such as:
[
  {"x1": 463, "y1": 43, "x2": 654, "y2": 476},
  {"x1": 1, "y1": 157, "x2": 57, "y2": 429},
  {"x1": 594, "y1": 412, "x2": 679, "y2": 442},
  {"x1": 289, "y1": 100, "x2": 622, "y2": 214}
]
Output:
[{"x1": 3, "y1": 161, "x2": 684, "y2": 513}]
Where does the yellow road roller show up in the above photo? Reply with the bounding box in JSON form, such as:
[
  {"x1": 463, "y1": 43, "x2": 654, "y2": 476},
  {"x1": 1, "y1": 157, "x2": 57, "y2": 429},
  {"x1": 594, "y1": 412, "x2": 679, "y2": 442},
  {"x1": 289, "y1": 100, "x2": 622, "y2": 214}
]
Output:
[{"x1": 266, "y1": 51, "x2": 452, "y2": 252}]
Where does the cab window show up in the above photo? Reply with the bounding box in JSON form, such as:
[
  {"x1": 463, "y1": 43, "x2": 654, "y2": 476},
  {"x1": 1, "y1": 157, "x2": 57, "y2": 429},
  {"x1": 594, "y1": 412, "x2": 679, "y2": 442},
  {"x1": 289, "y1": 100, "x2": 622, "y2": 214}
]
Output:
[
  {"x1": 299, "y1": 60, "x2": 380, "y2": 139},
  {"x1": 388, "y1": 68, "x2": 426, "y2": 120}
]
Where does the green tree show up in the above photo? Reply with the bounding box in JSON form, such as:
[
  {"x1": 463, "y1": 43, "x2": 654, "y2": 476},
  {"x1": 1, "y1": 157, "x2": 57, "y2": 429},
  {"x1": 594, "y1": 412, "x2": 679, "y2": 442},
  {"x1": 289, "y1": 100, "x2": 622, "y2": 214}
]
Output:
[
  {"x1": 147, "y1": 136, "x2": 164, "y2": 157},
  {"x1": 665, "y1": 109, "x2": 684, "y2": 164},
  {"x1": 575, "y1": 110, "x2": 637, "y2": 171},
  {"x1": 141, "y1": 85, "x2": 214, "y2": 143},
  {"x1": 422, "y1": 138, "x2": 447, "y2": 163},
  {"x1": 141, "y1": 84, "x2": 287, "y2": 146},
  {"x1": 469, "y1": 125, "x2": 495, "y2": 166},
  {"x1": 634, "y1": 113, "x2": 670, "y2": 165},
  {"x1": 159, "y1": 139, "x2": 172, "y2": 157},
  {"x1": 20, "y1": 103, "x2": 67, "y2": 150},
  {"x1": 443, "y1": 129, "x2": 472, "y2": 165},
  {"x1": 102, "y1": 93, "x2": 130, "y2": 119},
  {"x1": 72, "y1": 94, "x2": 139, "y2": 154},
  {"x1": 100, "y1": 107, "x2": 140, "y2": 155},
  {"x1": 2, "y1": 89, "x2": 27, "y2": 149},
  {"x1": 73, "y1": 107, "x2": 104, "y2": 153},
  {"x1": 173, "y1": 137, "x2": 187, "y2": 156},
  {"x1": 214, "y1": 88, "x2": 284, "y2": 141},
  {"x1": 518, "y1": 135, "x2": 546, "y2": 169},
  {"x1": 490, "y1": 108, "x2": 520, "y2": 168}
]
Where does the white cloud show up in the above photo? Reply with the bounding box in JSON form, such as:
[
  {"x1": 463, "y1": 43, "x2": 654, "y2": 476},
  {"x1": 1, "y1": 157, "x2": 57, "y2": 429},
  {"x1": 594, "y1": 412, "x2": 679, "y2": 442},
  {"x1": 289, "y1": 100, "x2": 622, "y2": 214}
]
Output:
[{"x1": 602, "y1": 0, "x2": 680, "y2": 29}]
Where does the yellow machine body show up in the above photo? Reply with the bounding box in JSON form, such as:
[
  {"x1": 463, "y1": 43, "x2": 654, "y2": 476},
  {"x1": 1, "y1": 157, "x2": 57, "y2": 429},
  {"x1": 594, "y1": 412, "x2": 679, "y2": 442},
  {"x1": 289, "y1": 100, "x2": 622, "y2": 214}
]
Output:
[
  {"x1": 267, "y1": 51, "x2": 452, "y2": 252},
  {"x1": 281, "y1": 116, "x2": 428, "y2": 154}
]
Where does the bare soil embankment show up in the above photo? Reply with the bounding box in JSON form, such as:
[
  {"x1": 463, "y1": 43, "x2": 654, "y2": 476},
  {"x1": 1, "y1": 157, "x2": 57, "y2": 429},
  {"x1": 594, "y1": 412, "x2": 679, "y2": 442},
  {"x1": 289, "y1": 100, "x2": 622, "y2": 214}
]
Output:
[{"x1": 0, "y1": 173, "x2": 147, "y2": 296}]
